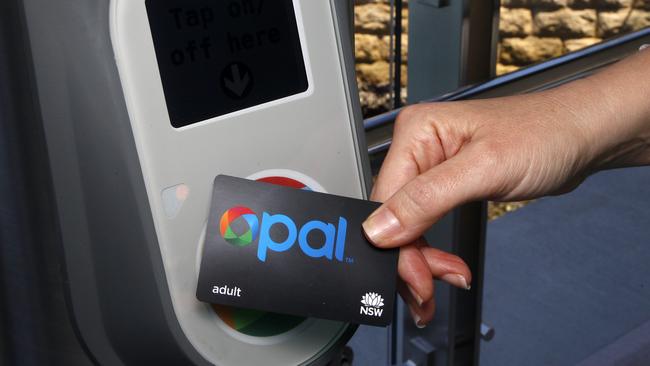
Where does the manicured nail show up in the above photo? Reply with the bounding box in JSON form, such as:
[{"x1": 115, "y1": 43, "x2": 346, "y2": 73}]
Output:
[
  {"x1": 408, "y1": 304, "x2": 426, "y2": 329},
  {"x1": 407, "y1": 284, "x2": 423, "y2": 306},
  {"x1": 362, "y1": 208, "x2": 401, "y2": 246},
  {"x1": 441, "y1": 274, "x2": 471, "y2": 290}
]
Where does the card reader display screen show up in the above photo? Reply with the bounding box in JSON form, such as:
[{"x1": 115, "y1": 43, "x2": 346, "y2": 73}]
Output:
[{"x1": 145, "y1": 0, "x2": 309, "y2": 128}]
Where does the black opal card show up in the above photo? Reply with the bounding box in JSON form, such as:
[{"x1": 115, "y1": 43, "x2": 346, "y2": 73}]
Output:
[{"x1": 196, "y1": 175, "x2": 398, "y2": 326}]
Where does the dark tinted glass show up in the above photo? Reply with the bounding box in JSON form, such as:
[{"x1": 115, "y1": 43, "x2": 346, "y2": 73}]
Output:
[{"x1": 146, "y1": 0, "x2": 309, "y2": 128}]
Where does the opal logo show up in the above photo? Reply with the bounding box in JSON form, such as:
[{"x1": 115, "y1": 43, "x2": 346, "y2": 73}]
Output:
[
  {"x1": 220, "y1": 206, "x2": 260, "y2": 246},
  {"x1": 219, "y1": 206, "x2": 348, "y2": 262},
  {"x1": 360, "y1": 292, "x2": 385, "y2": 317}
]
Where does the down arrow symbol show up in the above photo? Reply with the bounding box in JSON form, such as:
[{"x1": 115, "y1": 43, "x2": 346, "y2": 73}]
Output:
[{"x1": 221, "y1": 62, "x2": 253, "y2": 99}]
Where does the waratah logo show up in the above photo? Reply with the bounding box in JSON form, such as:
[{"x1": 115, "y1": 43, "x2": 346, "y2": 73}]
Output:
[{"x1": 360, "y1": 292, "x2": 384, "y2": 317}]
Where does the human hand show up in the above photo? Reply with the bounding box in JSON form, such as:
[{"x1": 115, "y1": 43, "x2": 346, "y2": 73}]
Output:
[{"x1": 363, "y1": 49, "x2": 650, "y2": 327}]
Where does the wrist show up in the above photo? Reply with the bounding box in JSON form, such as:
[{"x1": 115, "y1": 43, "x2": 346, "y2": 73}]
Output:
[
  {"x1": 548, "y1": 51, "x2": 650, "y2": 172},
  {"x1": 590, "y1": 49, "x2": 650, "y2": 169}
]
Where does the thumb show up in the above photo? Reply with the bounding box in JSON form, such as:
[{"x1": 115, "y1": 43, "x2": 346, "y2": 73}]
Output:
[{"x1": 363, "y1": 147, "x2": 489, "y2": 248}]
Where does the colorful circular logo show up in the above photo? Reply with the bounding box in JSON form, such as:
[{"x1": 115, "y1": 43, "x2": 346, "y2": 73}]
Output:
[
  {"x1": 213, "y1": 174, "x2": 323, "y2": 338},
  {"x1": 255, "y1": 176, "x2": 313, "y2": 191},
  {"x1": 212, "y1": 304, "x2": 305, "y2": 337},
  {"x1": 219, "y1": 206, "x2": 259, "y2": 246}
]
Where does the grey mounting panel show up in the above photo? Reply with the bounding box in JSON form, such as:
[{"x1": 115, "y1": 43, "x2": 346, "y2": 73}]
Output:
[
  {"x1": 401, "y1": 1, "x2": 498, "y2": 365},
  {"x1": 1, "y1": 0, "x2": 95, "y2": 364},
  {"x1": 407, "y1": 0, "x2": 499, "y2": 100},
  {"x1": 18, "y1": 0, "x2": 207, "y2": 363},
  {"x1": 0, "y1": 0, "x2": 364, "y2": 365}
]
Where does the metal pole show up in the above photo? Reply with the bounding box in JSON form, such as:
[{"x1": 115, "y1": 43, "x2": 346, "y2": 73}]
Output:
[
  {"x1": 399, "y1": 1, "x2": 500, "y2": 365},
  {"x1": 393, "y1": 0, "x2": 403, "y2": 108}
]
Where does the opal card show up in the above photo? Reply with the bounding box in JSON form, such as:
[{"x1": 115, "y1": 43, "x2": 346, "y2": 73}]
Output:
[{"x1": 196, "y1": 175, "x2": 398, "y2": 326}]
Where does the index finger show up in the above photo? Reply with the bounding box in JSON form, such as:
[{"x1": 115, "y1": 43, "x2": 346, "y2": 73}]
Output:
[{"x1": 371, "y1": 105, "x2": 447, "y2": 202}]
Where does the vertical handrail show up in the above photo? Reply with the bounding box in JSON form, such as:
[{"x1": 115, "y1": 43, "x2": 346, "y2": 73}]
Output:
[{"x1": 393, "y1": 0, "x2": 403, "y2": 108}]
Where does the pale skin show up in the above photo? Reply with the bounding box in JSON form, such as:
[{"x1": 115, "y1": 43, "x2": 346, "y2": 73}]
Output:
[{"x1": 362, "y1": 48, "x2": 650, "y2": 327}]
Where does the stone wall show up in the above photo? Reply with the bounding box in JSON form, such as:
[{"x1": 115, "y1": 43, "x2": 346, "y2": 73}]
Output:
[
  {"x1": 354, "y1": 0, "x2": 650, "y2": 116},
  {"x1": 354, "y1": 0, "x2": 407, "y2": 116},
  {"x1": 498, "y1": 0, "x2": 650, "y2": 74}
]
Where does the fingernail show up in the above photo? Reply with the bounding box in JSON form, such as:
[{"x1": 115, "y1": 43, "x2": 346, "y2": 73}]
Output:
[
  {"x1": 408, "y1": 304, "x2": 426, "y2": 329},
  {"x1": 362, "y1": 208, "x2": 401, "y2": 246},
  {"x1": 441, "y1": 274, "x2": 471, "y2": 290},
  {"x1": 407, "y1": 285, "x2": 423, "y2": 306}
]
